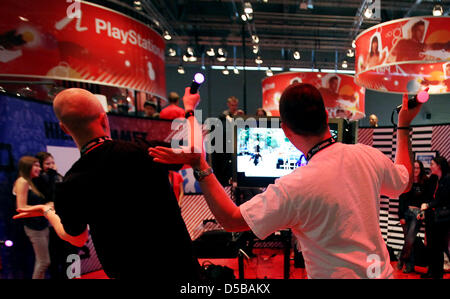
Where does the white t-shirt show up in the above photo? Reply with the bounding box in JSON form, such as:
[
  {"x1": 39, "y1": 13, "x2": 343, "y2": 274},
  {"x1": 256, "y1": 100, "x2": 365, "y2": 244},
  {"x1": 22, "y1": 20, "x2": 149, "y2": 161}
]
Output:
[{"x1": 240, "y1": 142, "x2": 409, "y2": 279}]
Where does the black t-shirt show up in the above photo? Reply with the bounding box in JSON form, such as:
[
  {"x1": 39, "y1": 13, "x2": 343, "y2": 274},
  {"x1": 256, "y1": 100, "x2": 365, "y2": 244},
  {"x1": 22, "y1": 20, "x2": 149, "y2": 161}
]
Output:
[
  {"x1": 398, "y1": 180, "x2": 431, "y2": 219},
  {"x1": 55, "y1": 140, "x2": 200, "y2": 280}
]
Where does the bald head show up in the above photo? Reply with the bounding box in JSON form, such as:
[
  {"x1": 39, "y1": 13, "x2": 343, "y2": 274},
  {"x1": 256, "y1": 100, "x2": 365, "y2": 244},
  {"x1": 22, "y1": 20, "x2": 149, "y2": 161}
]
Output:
[{"x1": 53, "y1": 88, "x2": 109, "y2": 144}]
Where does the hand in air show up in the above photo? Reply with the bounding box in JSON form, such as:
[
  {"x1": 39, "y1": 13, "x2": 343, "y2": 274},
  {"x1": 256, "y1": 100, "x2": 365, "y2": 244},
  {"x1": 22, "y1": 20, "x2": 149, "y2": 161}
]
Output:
[
  {"x1": 148, "y1": 146, "x2": 203, "y2": 168},
  {"x1": 183, "y1": 87, "x2": 200, "y2": 111}
]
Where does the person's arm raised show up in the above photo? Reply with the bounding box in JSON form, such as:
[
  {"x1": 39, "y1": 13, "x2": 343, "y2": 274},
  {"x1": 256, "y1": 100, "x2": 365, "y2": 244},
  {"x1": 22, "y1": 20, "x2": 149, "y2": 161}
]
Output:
[{"x1": 395, "y1": 93, "x2": 423, "y2": 193}]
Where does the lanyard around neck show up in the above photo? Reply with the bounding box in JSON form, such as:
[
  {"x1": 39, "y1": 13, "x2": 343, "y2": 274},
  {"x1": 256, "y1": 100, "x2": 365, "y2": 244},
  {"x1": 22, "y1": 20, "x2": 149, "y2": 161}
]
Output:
[
  {"x1": 80, "y1": 136, "x2": 112, "y2": 156},
  {"x1": 306, "y1": 137, "x2": 336, "y2": 161}
]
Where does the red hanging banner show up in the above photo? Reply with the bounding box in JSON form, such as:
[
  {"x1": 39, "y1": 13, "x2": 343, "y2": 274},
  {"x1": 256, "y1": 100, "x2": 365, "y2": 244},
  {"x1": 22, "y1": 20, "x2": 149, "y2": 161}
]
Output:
[
  {"x1": 0, "y1": 0, "x2": 166, "y2": 98},
  {"x1": 355, "y1": 16, "x2": 450, "y2": 94},
  {"x1": 262, "y1": 72, "x2": 365, "y2": 120}
]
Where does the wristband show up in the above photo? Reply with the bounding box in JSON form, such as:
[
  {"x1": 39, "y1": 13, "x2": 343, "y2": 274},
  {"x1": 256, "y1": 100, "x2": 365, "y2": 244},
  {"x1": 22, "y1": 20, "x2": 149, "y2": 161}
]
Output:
[
  {"x1": 193, "y1": 167, "x2": 213, "y2": 181},
  {"x1": 43, "y1": 207, "x2": 54, "y2": 216},
  {"x1": 185, "y1": 110, "x2": 195, "y2": 118}
]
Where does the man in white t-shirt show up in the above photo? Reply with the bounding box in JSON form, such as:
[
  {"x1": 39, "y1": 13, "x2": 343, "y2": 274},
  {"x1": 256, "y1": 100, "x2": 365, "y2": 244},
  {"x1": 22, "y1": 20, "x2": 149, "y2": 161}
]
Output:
[{"x1": 149, "y1": 83, "x2": 423, "y2": 279}]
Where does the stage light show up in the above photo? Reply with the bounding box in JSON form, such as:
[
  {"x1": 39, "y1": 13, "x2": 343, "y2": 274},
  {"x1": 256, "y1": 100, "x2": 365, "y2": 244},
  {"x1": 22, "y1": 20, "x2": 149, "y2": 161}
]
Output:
[
  {"x1": 266, "y1": 68, "x2": 273, "y2": 76},
  {"x1": 217, "y1": 48, "x2": 227, "y2": 62},
  {"x1": 222, "y1": 68, "x2": 230, "y2": 75},
  {"x1": 252, "y1": 45, "x2": 259, "y2": 54},
  {"x1": 433, "y1": 4, "x2": 443, "y2": 16},
  {"x1": 134, "y1": 1, "x2": 142, "y2": 11},
  {"x1": 364, "y1": 7, "x2": 373, "y2": 18},
  {"x1": 233, "y1": 67, "x2": 239, "y2": 74},
  {"x1": 168, "y1": 48, "x2": 176, "y2": 56},
  {"x1": 342, "y1": 60, "x2": 348, "y2": 68},
  {"x1": 255, "y1": 56, "x2": 263, "y2": 64},
  {"x1": 252, "y1": 35, "x2": 259, "y2": 44},
  {"x1": 352, "y1": 40, "x2": 356, "y2": 48},
  {"x1": 244, "y1": 2, "x2": 253, "y2": 14},
  {"x1": 241, "y1": 14, "x2": 248, "y2": 21},
  {"x1": 206, "y1": 47, "x2": 215, "y2": 57},
  {"x1": 163, "y1": 31, "x2": 172, "y2": 41},
  {"x1": 177, "y1": 65, "x2": 185, "y2": 74},
  {"x1": 346, "y1": 49, "x2": 354, "y2": 57},
  {"x1": 293, "y1": 51, "x2": 301, "y2": 60}
]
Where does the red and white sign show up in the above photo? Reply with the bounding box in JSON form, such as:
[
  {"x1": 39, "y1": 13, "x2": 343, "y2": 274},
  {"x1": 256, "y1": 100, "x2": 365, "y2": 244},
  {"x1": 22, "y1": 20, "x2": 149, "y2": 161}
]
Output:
[
  {"x1": 0, "y1": 0, "x2": 166, "y2": 98},
  {"x1": 262, "y1": 72, "x2": 365, "y2": 120},
  {"x1": 355, "y1": 16, "x2": 450, "y2": 94}
]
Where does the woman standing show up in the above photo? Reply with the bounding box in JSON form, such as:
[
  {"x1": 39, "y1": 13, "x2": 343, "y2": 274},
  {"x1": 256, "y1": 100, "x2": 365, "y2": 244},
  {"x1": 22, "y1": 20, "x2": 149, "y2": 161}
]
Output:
[
  {"x1": 13, "y1": 156, "x2": 52, "y2": 279},
  {"x1": 421, "y1": 156, "x2": 450, "y2": 279},
  {"x1": 397, "y1": 160, "x2": 429, "y2": 273}
]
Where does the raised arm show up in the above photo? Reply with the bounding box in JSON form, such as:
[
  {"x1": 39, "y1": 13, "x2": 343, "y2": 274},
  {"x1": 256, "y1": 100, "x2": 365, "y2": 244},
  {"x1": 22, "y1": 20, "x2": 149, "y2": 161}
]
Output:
[{"x1": 395, "y1": 93, "x2": 424, "y2": 193}]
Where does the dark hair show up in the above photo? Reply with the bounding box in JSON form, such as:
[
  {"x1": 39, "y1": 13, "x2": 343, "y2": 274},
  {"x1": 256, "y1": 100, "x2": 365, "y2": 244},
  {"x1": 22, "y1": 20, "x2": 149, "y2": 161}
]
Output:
[
  {"x1": 279, "y1": 83, "x2": 328, "y2": 136},
  {"x1": 369, "y1": 36, "x2": 380, "y2": 57},
  {"x1": 433, "y1": 156, "x2": 449, "y2": 178},
  {"x1": 168, "y1": 92, "x2": 180, "y2": 104},
  {"x1": 412, "y1": 20, "x2": 425, "y2": 32},
  {"x1": 36, "y1": 151, "x2": 53, "y2": 168},
  {"x1": 414, "y1": 160, "x2": 427, "y2": 184}
]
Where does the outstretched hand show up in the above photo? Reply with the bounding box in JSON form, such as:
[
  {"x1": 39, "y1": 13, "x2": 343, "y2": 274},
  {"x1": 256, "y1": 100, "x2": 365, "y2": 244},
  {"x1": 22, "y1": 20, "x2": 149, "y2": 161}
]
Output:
[
  {"x1": 149, "y1": 146, "x2": 203, "y2": 168},
  {"x1": 13, "y1": 205, "x2": 47, "y2": 219}
]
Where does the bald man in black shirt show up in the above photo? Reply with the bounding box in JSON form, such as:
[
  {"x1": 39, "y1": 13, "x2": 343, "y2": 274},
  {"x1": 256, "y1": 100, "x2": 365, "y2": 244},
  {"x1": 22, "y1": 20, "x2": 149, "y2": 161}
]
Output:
[{"x1": 14, "y1": 88, "x2": 200, "y2": 280}]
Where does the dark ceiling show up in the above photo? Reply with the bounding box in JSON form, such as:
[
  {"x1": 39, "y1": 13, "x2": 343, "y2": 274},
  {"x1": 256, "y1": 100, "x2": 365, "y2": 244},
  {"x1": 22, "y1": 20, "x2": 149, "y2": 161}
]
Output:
[{"x1": 86, "y1": 0, "x2": 450, "y2": 72}]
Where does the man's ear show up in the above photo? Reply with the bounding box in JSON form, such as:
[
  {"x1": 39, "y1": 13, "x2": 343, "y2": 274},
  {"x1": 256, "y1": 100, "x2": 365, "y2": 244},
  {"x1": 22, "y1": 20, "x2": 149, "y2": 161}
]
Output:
[{"x1": 99, "y1": 113, "x2": 110, "y2": 133}]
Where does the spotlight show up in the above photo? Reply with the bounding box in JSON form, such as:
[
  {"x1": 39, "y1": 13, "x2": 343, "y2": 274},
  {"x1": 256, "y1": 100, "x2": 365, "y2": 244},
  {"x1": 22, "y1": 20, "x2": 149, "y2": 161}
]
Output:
[
  {"x1": 342, "y1": 60, "x2": 348, "y2": 68},
  {"x1": 217, "y1": 48, "x2": 227, "y2": 62},
  {"x1": 433, "y1": 4, "x2": 443, "y2": 16},
  {"x1": 241, "y1": 14, "x2": 248, "y2": 21},
  {"x1": 252, "y1": 35, "x2": 259, "y2": 44},
  {"x1": 293, "y1": 51, "x2": 301, "y2": 60},
  {"x1": 266, "y1": 68, "x2": 273, "y2": 77},
  {"x1": 206, "y1": 47, "x2": 215, "y2": 57},
  {"x1": 255, "y1": 56, "x2": 263, "y2": 64},
  {"x1": 134, "y1": 1, "x2": 142, "y2": 11},
  {"x1": 346, "y1": 49, "x2": 354, "y2": 57},
  {"x1": 168, "y1": 48, "x2": 176, "y2": 56},
  {"x1": 252, "y1": 45, "x2": 259, "y2": 54},
  {"x1": 222, "y1": 68, "x2": 230, "y2": 75},
  {"x1": 233, "y1": 67, "x2": 239, "y2": 74},
  {"x1": 364, "y1": 7, "x2": 373, "y2": 18},
  {"x1": 352, "y1": 40, "x2": 356, "y2": 48},
  {"x1": 177, "y1": 65, "x2": 185, "y2": 74},
  {"x1": 163, "y1": 31, "x2": 172, "y2": 41},
  {"x1": 244, "y1": 2, "x2": 253, "y2": 14}
]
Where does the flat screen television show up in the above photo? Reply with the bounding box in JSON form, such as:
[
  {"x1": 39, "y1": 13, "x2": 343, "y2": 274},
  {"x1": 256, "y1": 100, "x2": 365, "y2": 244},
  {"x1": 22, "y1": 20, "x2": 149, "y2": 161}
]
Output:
[{"x1": 233, "y1": 117, "x2": 344, "y2": 188}]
